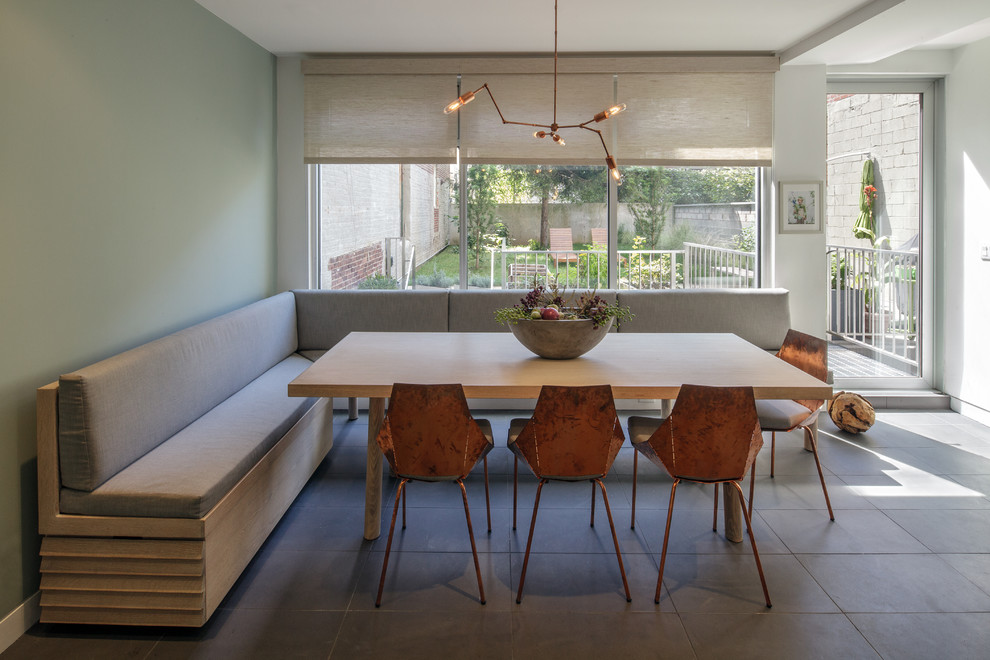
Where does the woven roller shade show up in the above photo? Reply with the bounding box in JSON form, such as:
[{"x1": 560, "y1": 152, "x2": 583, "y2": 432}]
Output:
[
  {"x1": 458, "y1": 73, "x2": 616, "y2": 165},
  {"x1": 304, "y1": 73, "x2": 458, "y2": 164},
  {"x1": 616, "y1": 72, "x2": 774, "y2": 166}
]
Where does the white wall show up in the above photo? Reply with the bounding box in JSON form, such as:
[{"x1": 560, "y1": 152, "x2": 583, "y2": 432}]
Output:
[
  {"x1": 0, "y1": 0, "x2": 276, "y2": 627},
  {"x1": 941, "y1": 36, "x2": 990, "y2": 419},
  {"x1": 771, "y1": 65, "x2": 829, "y2": 336}
]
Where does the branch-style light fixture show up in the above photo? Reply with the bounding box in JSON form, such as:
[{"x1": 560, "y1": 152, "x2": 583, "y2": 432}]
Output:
[{"x1": 443, "y1": 0, "x2": 626, "y2": 184}]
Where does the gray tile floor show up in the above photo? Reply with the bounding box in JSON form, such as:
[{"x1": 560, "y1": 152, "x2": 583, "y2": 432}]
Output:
[{"x1": 7, "y1": 408, "x2": 990, "y2": 659}]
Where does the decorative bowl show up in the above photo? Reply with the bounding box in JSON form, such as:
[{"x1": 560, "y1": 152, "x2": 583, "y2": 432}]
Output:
[{"x1": 508, "y1": 317, "x2": 613, "y2": 359}]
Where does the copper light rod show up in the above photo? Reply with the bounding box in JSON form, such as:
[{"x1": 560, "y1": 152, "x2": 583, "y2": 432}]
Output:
[{"x1": 442, "y1": 0, "x2": 626, "y2": 183}]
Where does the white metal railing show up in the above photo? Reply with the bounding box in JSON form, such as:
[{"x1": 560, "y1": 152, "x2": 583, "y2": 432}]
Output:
[
  {"x1": 493, "y1": 244, "x2": 755, "y2": 291},
  {"x1": 384, "y1": 237, "x2": 416, "y2": 289},
  {"x1": 827, "y1": 244, "x2": 918, "y2": 371},
  {"x1": 684, "y1": 242, "x2": 757, "y2": 289}
]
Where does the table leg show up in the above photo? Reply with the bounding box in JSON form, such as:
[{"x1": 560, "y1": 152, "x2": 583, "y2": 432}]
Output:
[
  {"x1": 722, "y1": 483, "x2": 743, "y2": 543},
  {"x1": 364, "y1": 397, "x2": 386, "y2": 540},
  {"x1": 348, "y1": 396, "x2": 359, "y2": 421}
]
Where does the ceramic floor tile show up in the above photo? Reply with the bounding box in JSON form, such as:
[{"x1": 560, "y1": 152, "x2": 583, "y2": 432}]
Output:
[
  {"x1": 838, "y1": 473, "x2": 990, "y2": 509},
  {"x1": 680, "y1": 612, "x2": 880, "y2": 660},
  {"x1": 508, "y1": 505, "x2": 652, "y2": 555},
  {"x1": 631, "y1": 508, "x2": 790, "y2": 556},
  {"x1": 0, "y1": 624, "x2": 162, "y2": 660},
  {"x1": 147, "y1": 608, "x2": 343, "y2": 659},
  {"x1": 329, "y1": 610, "x2": 512, "y2": 659},
  {"x1": 511, "y1": 611, "x2": 695, "y2": 660},
  {"x1": 798, "y1": 553, "x2": 990, "y2": 612},
  {"x1": 660, "y1": 553, "x2": 838, "y2": 613},
  {"x1": 354, "y1": 551, "x2": 512, "y2": 611},
  {"x1": 759, "y1": 509, "x2": 930, "y2": 554},
  {"x1": 508, "y1": 552, "x2": 673, "y2": 612},
  {"x1": 848, "y1": 613, "x2": 990, "y2": 660},
  {"x1": 883, "y1": 508, "x2": 990, "y2": 553},
  {"x1": 939, "y1": 553, "x2": 990, "y2": 596}
]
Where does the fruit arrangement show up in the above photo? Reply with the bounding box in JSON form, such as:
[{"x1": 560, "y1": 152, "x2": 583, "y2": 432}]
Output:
[{"x1": 494, "y1": 281, "x2": 633, "y2": 329}]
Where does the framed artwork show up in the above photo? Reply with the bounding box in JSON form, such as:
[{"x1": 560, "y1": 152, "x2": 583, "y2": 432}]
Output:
[{"x1": 779, "y1": 182, "x2": 823, "y2": 233}]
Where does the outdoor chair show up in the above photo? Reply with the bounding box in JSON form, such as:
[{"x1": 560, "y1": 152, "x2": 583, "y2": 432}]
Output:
[
  {"x1": 374, "y1": 383, "x2": 494, "y2": 607},
  {"x1": 548, "y1": 227, "x2": 579, "y2": 265},
  {"x1": 754, "y1": 329, "x2": 835, "y2": 521},
  {"x1": 507, "y1": 384, "x2": 631, "y2": 603},
  {"x1": 633, "y1": 384, "x2": 771, "y2": 607}
]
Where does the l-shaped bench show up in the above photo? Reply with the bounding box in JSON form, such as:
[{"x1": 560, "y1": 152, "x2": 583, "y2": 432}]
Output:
[{"x1": 37, "y1": 287, "x2": 792, "y2": 626}]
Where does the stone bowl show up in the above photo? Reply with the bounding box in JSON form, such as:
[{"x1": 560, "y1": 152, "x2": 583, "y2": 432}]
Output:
[{"x1": 508, "y1": 317, "x2": 613, "y2": 359}]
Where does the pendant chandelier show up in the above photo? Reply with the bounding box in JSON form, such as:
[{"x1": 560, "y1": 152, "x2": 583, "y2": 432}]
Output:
[{"x1": 442, "y1": 0, "x2": 626, "y2": 184}]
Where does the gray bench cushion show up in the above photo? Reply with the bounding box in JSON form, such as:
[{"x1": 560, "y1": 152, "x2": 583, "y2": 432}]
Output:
[
  {"x1": 617, "y1": 288, "x2": 790, "y2": 350},
  {"x1": 293, "y1": 289, "x2": 448, "y2": 351},
  {"x1": 59, "y1": 356, "x2": 316, "y2": 519},
  {"x1": 58, "y1": 292, "x2": 298, "y2": 492}
]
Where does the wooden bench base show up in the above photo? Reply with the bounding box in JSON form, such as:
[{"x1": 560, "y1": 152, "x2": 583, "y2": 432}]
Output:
[{"x1": 36, "y1": 387, "x2": 334, "y2": 626}]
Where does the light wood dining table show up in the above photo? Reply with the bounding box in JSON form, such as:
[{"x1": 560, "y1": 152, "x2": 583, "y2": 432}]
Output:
[{"x1": 288, "y1": 331, "x2": 832, "y2": 541}]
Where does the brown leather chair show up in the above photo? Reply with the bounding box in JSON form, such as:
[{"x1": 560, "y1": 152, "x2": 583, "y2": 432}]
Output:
[
  {"x1": 633, "y1": 384, "x2": 771, "y2": 607},
  {"x1": 507, "y1": 384, "x2": 631, "y2": 603},
  {"x1": 755, "y1": 329, "x2": 835, "y2": 521},
  {"x1": 374, "y1": 383, "x2": 494, "y2": 607}
]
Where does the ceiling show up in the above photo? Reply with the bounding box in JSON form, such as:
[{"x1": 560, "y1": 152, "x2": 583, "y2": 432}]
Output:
[{"x1": 195, "y1": 0, "x2": 990, "y2": 65}]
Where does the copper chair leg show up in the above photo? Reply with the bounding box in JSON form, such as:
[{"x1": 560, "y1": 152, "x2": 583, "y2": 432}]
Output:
[
  {"x1": 516, "y1": 479, "x2": 546, "y2": 604},
  {"x1": 770, "y1": 431, "x2": 776, "y2": 478},
  {"x1": 376, "y1": 478, "x2": 409, "y2": 607},
  {"x1": 731, "y1": 480, "x2": 771, "y2": 608},
  {"x1": 594, "y1": 478, "x2": 631, "y2": 602},
  {"x1": 483, "y1": 456, "x2": 492, "y2": 533},
  {"x1": 802, "y1": 424, "x2": 835, "y2": 521},
  {"x1": 631, "y1": 449, "x2": 638, "y2": 529},
  {"x1": 655, "y1": 479, "x2": 680, "y2": 604},
  {"x1": 457, "y1": 480, "x2": 486, "y2": 605},
  {"x1": 748, "y1": 461, "x2": 756, "y2": 520},
  {"x1": 712, "y1": 482, "x2": 719, "y2": 532},
  {"x1": 512, "y1": 456, "x2": 518, "y2": 531},
  {"x1": 590, "y1": 480, "x2": 596, "y2": 527}
]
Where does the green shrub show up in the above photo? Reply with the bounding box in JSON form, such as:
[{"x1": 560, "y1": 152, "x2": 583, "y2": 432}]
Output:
[{"x1": 357, "y1": 273, "x2": 399, "y2": 289}]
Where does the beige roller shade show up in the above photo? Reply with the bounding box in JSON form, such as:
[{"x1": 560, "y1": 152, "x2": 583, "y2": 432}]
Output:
[
  {"x1": 616, "y1": 72, "x2": 773, "y2": 166},
  {"x1": 458, "y1": 73, "x2": 616, "y2": 165},
  {"x1": 304, "y1": 73, "x2": 458, "y2": 164}
]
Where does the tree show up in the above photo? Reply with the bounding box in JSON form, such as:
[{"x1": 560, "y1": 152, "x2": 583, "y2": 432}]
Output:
[
  {"x1": 463, "y1": 165, "x2": 501, "y2": 268},
  {"x1": 520, "y1": 166, "x2": 606, "y2": 247},
  {"x1": 625, "y1": 166, "x2": 674, "y2": 249}
]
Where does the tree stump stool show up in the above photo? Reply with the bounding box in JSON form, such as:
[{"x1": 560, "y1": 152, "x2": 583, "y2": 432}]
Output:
[{"x1": 828, "y1": 391, "x2": 875, "y2": 433}]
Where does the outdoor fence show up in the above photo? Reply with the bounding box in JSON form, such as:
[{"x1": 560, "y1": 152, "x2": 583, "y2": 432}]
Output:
[
  {"x1": 489, "y1": 243, "x2": 756, "y2": 291},
  {"x1": 827, "y1": 243, "x2": 919, "y2": 371}
]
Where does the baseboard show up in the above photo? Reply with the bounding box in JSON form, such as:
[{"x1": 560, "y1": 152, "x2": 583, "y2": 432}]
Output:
[
  {"x1": 0, "y1": 592, "x2": 40, "y2": 655},
  {"x1": 952, "y1": 398, "x2": 990, "y2": 427}
]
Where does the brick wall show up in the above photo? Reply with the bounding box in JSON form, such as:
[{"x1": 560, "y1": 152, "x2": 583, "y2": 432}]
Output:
[
  {"x1": 826, "y1": 93, "x2": 920, "y2": 249},
  {"x1": 325, "y1": 242, "x2": 384, "y2": 290}
]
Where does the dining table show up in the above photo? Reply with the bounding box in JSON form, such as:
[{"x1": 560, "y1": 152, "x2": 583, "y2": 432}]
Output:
[{"x1": 288, "y1": 331, "x2": 832, "y2": 541}]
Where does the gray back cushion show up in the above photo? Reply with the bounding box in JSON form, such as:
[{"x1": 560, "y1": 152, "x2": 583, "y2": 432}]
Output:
[
  {"x1": 617, "y1": 288, "x2": 790, "y2": 350},
  {"x1": 293, "y1": 289, "x2": 449, "y2": 351},
  {"x1": 449, "y1": 289, "x2": 619, "y2": 332},
  {"x1": 58, "y1": 292, "x2": 299, "y2": 491}
]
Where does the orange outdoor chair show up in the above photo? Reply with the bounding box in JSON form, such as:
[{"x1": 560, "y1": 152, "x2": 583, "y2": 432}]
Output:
[
  {"x1": 633, "y1": 384, "x2": 771, "y2": 607},
  {"x1": 548, "y1": 227, "x2": 579, "y2": 265},
  {"x1": 507, "y1": 384, "x2": 631, "y2": 603},
  {"x1": 755, "y1": 329, "x2": 835, "y2": 521},
  {"x1": 374, "y1": 383, "x2": 494, "y2": 607}
]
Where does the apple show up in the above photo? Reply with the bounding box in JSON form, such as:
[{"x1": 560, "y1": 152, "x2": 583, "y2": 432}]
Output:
[{"x1": 540, "y1": 307, "x2": 560, "y2": 320}]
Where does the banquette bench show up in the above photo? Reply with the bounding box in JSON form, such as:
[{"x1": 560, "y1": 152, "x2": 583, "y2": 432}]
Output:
[{"x1": 36, "y1": 287, "x2": 791, "y2": 626}]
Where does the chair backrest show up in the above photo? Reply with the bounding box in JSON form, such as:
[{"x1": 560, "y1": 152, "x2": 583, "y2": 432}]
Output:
[
  {"x1": 651, "y1": 384, "x2": 762, "y2": 483},
  {"x1": 548, "y1": 227, "x2": 575, "y2": 252},
  {"x1": 376, "y1": 383, "x2": 489, "y2": 480},
  {"x1": 514, "y1": 385, "x2": 624, "y2": 479},
  {"x1": 590, "y1": 227, "x2": 608, "y2": 246},
  {"x1": 776, "y1": 328, "x2": 827, "y2": 412}
]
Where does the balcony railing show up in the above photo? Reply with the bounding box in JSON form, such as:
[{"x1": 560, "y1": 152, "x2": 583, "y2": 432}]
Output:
[
  {"x1": 827, "y1": 244, "x2": 918, "y2": 373},
  {"x1": 492, "y1": 244, "x2": 756, "y2": 291}
]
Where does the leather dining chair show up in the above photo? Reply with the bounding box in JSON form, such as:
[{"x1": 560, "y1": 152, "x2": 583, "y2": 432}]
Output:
[
  {"x1": 374, "y1": 383, "x2": 494, "y2": 607},
  {"x1": 633, "y1": 384, "x2": 771, "y2": 607},
  {"x1": 507, "y1": 384, "x2": 631, "y2": 603},
  {"x1": 754, "y1": 329, "x2": 835, "y2": 521}
]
